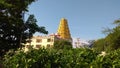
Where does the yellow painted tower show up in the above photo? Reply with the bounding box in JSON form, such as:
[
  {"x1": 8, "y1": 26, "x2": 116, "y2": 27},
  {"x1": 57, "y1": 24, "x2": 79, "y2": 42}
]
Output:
[{"x1": 57, "y1": 18, "x2": 72, "y2": 40}]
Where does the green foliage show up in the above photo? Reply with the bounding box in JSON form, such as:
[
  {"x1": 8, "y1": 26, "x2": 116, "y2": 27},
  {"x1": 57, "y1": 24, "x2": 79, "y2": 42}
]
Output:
[
  {"x1": 23, "y1": 14, "x2": 48, "y2": 43},
  {"x1": 93, "y1": 18, "x2": 120, "y2": 51},
  {"x1": 104, "y1": 19, "x2": 120, "y2": 50},
  {"x1": 91, "y1": 49, "x2": 120, "y2": 68},
  {"x1": 93, "y1": 38, "x2": 106, "y2": 52},
  {"x1": 105, "y1": 26, "x2": 120, "y2": 50},
  {"x1": 54, "y1": 40, "x2": 72, "y2": 49},
  {"x1": 0, "y1": 0, "x2": 48, "y2": 56},
  {"x1": 1, "y1": 48, "x2": 97, "y2": 68},
  {"x1": 25, "y1": 15, "x2": 48, "y2": 35},
  {"x1": 2, "y1": 48, "x2": 120, "y2": 68}
]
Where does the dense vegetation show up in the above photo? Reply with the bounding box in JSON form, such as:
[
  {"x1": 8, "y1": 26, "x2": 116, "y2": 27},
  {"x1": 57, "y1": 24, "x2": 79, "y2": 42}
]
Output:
[
  {"x1": 93, "y1": 19, "x2": 120, "y2": 51},
  {"x1": 0, "y1": 0, "x2": 48, "y2": 56},
  {"x1": 54, "y1": 40, "x2": 72, "y2": 49},
  {"x1": 0, "y1": 48, "x2": 120, "y2": 68}
]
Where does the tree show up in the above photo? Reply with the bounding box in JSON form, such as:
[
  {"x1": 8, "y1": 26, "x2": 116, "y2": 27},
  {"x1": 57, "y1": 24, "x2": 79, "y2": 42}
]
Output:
[
  {"x1": 0, "y1": 0, "x2": 48, "y2": 56},
  {"x1": 102, "y1": 19, "x2": 120, "y2": 50},
  {"x1": 54, "y1": 40, "x2": 72, "y2": 49},
  {"x1": 22, "y1": 14, "x2": 48, "y2": 44},
  {"x1": 105, "y1": 19, "x2": 120, "y2": 50},
  {"x1": 94, "y1": 19, "x2": 120, "y2": 51},
  {"x1": 93, "y1": 38, "x2": 106, "y2": 51}
]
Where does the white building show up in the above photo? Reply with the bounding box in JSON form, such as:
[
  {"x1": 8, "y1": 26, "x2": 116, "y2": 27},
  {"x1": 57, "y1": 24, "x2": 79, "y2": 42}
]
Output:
[
  {"x1": 72, "y1": 38, "x2": 90, "y2": 48},
  {"x1": 24, "y1": 34, "x2": 60, "y2": 51}
]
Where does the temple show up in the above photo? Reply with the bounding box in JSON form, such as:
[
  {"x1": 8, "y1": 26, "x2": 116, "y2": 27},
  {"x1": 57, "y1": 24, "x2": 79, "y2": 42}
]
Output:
[
  {"x1": 57, "y1": 18, "x2": 72, "y2": 41},
  {"x1": 23, "y1": 18, "x2": 72, "y2": 51}
]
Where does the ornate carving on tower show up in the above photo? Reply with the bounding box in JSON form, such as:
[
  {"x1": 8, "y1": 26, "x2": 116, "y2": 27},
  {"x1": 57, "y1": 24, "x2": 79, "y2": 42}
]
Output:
[{"x1": 57, "y1": 18, "x2": 72, "y2": 40}]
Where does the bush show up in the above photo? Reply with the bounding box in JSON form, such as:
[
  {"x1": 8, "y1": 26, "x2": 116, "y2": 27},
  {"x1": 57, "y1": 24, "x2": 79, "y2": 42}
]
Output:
[
  {"x1": 92, "y1": 38, "x2": 106, "y2": 52},
  {"x1": 2, "y1": 48, "x2": 120, "y2": 68},
  {"x1": 2, "y1": 48, "x2": 97, "y2": 68},
  {"x1": 91, "y1": 49, "x2": 120, "y2": 68},
  {"x1": 54, "y1": 40, "x2": 72, "y2": 49}
]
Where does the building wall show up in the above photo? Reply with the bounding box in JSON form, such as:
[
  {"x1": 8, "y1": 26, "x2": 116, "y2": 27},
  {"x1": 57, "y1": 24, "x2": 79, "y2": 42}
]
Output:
[{"x1": 24, "y1": 35, "x2": 59, "y2": 52}]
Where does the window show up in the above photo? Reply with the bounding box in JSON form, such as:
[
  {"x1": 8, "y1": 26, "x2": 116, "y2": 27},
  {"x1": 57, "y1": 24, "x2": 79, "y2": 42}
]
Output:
[
  {"x1": 47, "y1": 44, "x2": 50, "y2": 48},
  {"x1": 51, "y1": 39, "x2": 54, "y2": 42},
  {"x1": 36, "y1": 39, "x2": 42, "y2": 43},
  {"x1": 47, "y1": 39, "x2": 51, "y2": 42},
  {"x1": 36, "y1": 45, "x2": 41, "y2": 48},
  {"x1": 26, "y1": 45, "x2": 31, "y2": 48}
]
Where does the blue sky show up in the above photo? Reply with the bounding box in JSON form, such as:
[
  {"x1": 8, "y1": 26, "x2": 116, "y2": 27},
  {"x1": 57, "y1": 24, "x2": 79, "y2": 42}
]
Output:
[{"x1": 26, "y1": 0, "x2": 120, "y2": 40}]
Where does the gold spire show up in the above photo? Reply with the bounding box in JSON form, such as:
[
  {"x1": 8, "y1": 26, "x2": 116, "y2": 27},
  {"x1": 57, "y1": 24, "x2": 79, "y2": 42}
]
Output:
[{"x1": 57, "y1": 18, "x2": 71, "y2": 40}]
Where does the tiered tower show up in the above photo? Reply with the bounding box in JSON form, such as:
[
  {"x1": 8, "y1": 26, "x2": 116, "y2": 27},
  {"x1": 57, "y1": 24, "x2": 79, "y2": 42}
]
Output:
[{"x1": 57, "y1": 18, "x2": 72, "y2": 41}]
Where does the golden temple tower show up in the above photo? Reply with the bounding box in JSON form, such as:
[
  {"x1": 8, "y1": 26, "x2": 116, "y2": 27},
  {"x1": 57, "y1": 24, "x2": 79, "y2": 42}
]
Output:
[{"x1": 57, "y1": 18, "x2": 72, "y2": 40}]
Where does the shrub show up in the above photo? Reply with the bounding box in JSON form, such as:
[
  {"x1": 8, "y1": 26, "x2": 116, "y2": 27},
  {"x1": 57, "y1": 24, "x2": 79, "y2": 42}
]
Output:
[
  {"x1": 2, "y1": 48, "x2": 120, "y2": 68},
  {"x1": 54, "y1": 40, "x2": 72, "y2": 49}
]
